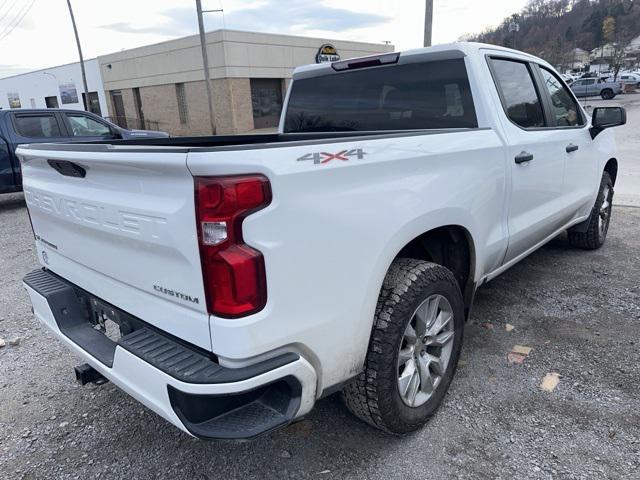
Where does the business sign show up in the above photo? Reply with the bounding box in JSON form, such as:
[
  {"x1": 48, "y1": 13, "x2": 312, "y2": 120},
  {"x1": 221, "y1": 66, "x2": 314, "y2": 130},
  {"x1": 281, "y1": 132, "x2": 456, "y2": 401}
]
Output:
[
  {"x1": 316, "y1": 44, "x2": 340, "y2": 63},
  {"x1": 7, "y1": 92, "x2": 20, "y2": 108},
  {"x1": 59, "y1": 82, "x2": 79, "y2": 104}
]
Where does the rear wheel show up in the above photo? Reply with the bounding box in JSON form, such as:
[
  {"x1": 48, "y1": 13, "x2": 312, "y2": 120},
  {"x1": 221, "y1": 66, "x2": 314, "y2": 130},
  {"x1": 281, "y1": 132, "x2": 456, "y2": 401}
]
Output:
[
  {"x1": 342, "y1": 258, "x2": 464, "y2": 434},
  {"x1": 568, "y1": 171, "x2": 613, "y2": 249},
  {"x1": 601, "y1": 89, "x2": 615, "y2": 100}
]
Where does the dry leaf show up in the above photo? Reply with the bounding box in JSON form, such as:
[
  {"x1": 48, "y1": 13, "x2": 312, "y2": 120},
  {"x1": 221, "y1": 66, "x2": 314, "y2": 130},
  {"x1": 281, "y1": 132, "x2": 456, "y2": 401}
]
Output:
[
  {"x1": 540, "y1": 372, "x2": 560, "y2": 392},
  {"x1": 511, "y1": 345, "x2": 532, "y2": 356}
]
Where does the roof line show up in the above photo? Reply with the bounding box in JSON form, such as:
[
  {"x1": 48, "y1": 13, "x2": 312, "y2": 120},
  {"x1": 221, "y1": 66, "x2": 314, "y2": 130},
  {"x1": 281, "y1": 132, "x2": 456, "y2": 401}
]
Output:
[{"x1": 0, "y1": 58, "x2": 98, "y2": 81}]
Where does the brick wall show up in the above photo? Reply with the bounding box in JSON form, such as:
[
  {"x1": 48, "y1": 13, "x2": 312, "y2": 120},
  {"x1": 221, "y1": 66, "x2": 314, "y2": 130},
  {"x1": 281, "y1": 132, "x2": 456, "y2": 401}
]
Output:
[{"x1": 107, "y1": 78, "x2": 259, "y2": 136}]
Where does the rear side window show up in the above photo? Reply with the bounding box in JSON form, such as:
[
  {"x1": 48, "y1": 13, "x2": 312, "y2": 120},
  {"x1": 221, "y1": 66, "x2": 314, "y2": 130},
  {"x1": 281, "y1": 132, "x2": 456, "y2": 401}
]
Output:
[
  {"x1": 284, "y1": 59, "x2": 478, "y2": 132},
  {"x1": 539, "y1": 68, "x2": 584, "y2": 127},
  {"x1": 490, "y1": 58, "x2": 545, "y2": 128},
  {"x1": 13, "y1": 115, "x2": 63, "y2": 138}
]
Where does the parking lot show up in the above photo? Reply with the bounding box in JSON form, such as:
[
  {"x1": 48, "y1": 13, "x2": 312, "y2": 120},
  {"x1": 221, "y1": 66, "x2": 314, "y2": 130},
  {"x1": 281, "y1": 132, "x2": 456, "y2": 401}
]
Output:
[{"x1": 1, "y1": 96, "x2": 639, "y2": 480}]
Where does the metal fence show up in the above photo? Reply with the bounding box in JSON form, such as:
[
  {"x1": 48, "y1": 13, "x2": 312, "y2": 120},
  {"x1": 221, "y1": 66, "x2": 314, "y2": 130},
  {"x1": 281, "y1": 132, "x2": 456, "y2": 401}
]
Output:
[{"x1": 105, "y1": 116, "x2": 161, "y2": 131}]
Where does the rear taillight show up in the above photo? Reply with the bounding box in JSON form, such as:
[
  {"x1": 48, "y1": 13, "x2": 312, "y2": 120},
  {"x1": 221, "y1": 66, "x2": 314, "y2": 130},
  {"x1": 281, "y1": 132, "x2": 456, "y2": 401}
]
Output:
[{"x1": 195, "y1": 175, "x2": 271, "y2": 318}]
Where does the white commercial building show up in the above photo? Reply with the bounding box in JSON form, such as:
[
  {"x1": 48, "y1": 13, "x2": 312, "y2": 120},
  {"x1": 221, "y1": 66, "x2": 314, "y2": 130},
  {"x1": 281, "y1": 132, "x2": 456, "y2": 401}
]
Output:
[
  {"x1": 0, "y1": 58, "x2": 108, "y2": 115},
  {"x1": 0, "y1": 30, "x2": 392, "y2": 135}
]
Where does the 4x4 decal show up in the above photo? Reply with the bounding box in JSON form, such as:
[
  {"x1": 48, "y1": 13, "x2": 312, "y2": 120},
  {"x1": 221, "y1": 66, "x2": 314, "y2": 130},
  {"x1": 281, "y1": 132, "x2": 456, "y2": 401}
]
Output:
[{"x1": 297, "y1": 148, "x2": 367, "y2": 165}]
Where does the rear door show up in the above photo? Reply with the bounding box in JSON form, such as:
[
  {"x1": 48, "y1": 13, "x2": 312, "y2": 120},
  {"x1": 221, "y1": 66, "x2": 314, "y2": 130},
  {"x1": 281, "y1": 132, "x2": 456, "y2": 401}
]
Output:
[
  {"x1": 487, "y1": 56, "x2": 567, "y2": 263},
  {"x1": 18, "y1": 145, "x2": 211, "y2": 350},
  {"x1": 9, "y1": 112, "x2": 71, "y2": 186}
]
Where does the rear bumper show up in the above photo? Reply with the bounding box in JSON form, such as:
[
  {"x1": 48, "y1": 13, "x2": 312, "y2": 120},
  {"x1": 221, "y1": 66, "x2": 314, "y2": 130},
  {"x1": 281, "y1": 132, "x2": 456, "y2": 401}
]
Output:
[{"x1": 22, "y1": 269, "x2": 317, "y2": 440}]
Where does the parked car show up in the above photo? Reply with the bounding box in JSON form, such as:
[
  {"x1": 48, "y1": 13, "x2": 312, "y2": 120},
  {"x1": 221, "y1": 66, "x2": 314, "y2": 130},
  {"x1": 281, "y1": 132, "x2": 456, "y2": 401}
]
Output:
[
  {"x1": 0, "y1": 109, "x2": 168, "y2": 194},
  {"x1": 570, "y1": 77, "x2": 623, "y2": 99},
  {"x1": 560, "y1": 73, "x2": 574, "y2": 85},
  {"x1": 618, "y1": 73, "x2": 640, "y2": 88},
  {"x1": 18, "y1": 43, "x2": 625, "y2": 439}
]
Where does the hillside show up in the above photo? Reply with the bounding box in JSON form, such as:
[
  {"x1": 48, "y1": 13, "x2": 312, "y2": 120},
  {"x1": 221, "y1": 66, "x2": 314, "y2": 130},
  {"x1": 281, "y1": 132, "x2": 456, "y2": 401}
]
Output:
[{"x1": 468, "y1": 0, "x2": 639, "y2": 65}]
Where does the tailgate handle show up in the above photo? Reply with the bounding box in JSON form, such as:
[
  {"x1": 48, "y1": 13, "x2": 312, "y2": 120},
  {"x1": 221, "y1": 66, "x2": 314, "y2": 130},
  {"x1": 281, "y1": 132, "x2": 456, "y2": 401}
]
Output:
[{"x1": 47, "y1": 160, "x2": 86, "y2": 178}]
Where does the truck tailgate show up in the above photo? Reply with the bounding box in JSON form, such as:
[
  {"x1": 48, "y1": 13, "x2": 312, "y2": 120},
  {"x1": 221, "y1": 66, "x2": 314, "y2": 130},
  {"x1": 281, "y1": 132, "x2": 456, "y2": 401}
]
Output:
[{"x1": 18, "y1": 145, "x2": 211, "y2": 351}]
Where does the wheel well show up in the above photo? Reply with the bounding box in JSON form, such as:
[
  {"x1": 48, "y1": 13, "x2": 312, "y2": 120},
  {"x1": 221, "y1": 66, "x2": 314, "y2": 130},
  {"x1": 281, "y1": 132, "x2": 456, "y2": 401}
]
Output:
[
  {"x1": 604, "y1": 158, "x2": 618, "y2": 186},
  {"x1": 395, "y1": 225, "x2": 476, "y2": 315}
]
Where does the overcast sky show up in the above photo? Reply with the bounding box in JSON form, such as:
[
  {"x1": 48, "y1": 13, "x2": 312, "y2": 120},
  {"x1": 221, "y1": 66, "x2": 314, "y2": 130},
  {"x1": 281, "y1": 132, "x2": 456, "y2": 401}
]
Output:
[{"x1": 0, "y1": 0, "x2": 528, "y2": 78}]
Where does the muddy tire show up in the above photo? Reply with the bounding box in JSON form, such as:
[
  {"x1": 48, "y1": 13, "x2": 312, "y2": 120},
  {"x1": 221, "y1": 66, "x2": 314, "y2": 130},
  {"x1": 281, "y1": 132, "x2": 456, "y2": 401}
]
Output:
[
  {"x1": 568, "y1": 171, "x2": 613, "y2": 249},
  {"x1": 342, "y1": 258, "x2": 464, "y2": 434}
]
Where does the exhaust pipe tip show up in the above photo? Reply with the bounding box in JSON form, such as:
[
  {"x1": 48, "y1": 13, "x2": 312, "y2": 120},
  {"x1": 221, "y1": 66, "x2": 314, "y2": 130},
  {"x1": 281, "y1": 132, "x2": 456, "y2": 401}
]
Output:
[{"x1": 74, "y1": 363, "x2": 108, "y2": 386}]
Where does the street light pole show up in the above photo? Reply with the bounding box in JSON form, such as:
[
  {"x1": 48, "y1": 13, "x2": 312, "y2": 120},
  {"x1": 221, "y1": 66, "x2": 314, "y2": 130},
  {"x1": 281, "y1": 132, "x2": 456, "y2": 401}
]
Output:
[
  {"x1": 424, "y1": 0, "x2": 433, "y2": 47},
  {"x1": 196, "y1": 0, "x2": 220, "y2": 135},
  {"x1": 66, "y1": 0, "x2": 89, "y2": 111}
]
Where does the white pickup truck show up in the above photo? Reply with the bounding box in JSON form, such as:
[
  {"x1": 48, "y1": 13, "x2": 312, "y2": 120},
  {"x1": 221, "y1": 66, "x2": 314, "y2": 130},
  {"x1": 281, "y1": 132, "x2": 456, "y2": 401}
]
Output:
[{"x1": 19, "y1": 43, "x2": 626, "y2": 439}]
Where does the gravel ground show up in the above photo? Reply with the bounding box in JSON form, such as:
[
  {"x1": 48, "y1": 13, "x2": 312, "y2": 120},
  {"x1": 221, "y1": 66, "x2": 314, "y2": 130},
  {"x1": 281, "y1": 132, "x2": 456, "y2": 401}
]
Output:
[
  {"x1": 2, "y1": 94, "x2": 640, "y2": 479},
  {"x1": 1, "y1": 194, "x2": 639, "y2": 479}
]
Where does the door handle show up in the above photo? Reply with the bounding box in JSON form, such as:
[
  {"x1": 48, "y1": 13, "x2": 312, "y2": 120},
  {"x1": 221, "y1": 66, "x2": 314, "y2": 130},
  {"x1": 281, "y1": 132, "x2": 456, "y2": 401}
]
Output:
[
  {"x1": 566, "y1": 143, "x2": 579, "y2": 153},
  {"x1": 514, "y1": 151, "x2": 534, "y2": 164}
]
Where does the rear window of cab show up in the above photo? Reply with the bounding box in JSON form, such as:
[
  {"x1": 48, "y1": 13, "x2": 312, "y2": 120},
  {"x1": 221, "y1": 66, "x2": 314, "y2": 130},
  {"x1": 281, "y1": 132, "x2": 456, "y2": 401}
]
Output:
[{"x1": 284, "y1": 59, "x2": 478, "y2": 133}]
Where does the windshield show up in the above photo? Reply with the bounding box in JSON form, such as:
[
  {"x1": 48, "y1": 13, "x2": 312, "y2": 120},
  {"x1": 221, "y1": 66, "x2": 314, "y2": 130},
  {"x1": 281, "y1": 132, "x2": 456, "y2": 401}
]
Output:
[{"x1": 284, "y1": 59, "x2": 477, "y2": 133}]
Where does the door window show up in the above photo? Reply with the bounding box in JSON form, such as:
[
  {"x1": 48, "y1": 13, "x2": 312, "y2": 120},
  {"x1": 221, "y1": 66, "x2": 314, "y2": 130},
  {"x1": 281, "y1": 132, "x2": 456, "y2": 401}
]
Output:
[
  {"x1": 66, "y1": 114, "x2": 112, "y2": 137},
  {"x1": 13, "y1": 115, "x2": 63, "y2": 138},
  {"x1": 539, "y1": 68, "x2": 584, "y2": 127},
  {"x1": 490, "y1": 58, "x2": 545, "y2": 128}
]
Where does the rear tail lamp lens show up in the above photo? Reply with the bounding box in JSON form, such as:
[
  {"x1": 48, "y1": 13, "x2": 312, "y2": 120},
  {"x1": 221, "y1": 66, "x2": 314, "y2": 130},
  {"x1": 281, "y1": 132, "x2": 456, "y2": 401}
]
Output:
[{"x1": 195, "y1": 175, "x2": 271, "y2": 318}]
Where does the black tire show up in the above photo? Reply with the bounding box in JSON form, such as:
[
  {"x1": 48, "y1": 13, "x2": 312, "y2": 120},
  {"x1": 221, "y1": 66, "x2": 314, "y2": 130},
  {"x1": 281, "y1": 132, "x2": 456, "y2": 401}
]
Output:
[
  {"x1": 601, "y1": 89, "x2": 615, "y2": 100},
  {"x1": 342, "y1": 258, "x2": 464, "y2": 434},
  {"x1": 568, "y1": 171, "x2": 613, "y2": 249}
]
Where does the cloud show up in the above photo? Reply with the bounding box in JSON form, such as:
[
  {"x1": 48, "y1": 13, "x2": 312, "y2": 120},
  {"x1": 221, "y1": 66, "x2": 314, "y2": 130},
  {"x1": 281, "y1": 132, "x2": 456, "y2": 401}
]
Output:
[
  {"x1": 100, "y1": 0, "x2": 388, "y2": 38},
  {"x1": 0, "y1": 64, "x2": 33, "y2": 79},
  {"x1": 99, "y1": 21, "x2": 186, "y2": 36}
]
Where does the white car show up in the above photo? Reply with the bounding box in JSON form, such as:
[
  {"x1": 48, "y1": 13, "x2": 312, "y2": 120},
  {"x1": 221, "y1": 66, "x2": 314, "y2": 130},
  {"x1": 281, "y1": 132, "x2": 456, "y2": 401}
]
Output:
[
  {"x1": 618, "y1": 73, "x2": 640, "y2": 88},
  {"x1": 18, "y1": 43, "x2": 626, "y2": 439}
]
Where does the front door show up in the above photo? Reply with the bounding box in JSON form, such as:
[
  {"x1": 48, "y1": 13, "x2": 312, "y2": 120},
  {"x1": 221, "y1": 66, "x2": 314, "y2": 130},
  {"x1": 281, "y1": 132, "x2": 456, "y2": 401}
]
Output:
[
  {"x1": 488, "y1": 57, "x2": 567, "y2": 263},
  {"x1": 82, "y1": 92, "x2": 102, "y2": 116},
  {"x1": 110, "y1": 90, "x2": 127, "y2": 129},
  {"x1": 572, "y1": 78, "x2": 596, "y2": 98},
  {"x1": 536, "y1": 66, "x2": 597, "y2": 220}
]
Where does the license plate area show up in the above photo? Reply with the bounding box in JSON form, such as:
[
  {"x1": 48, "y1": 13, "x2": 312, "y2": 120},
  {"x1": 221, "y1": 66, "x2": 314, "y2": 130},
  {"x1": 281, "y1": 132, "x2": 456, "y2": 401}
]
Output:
[{"x1": 88, "y1": 297, "x2": 135, "y2": 342}]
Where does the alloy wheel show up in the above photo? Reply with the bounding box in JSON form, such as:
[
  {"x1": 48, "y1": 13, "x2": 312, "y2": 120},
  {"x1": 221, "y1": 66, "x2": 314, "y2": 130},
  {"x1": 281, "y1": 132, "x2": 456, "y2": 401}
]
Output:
[{"x1": 397, "y1": 294, "x2": 455, "y2": 407}]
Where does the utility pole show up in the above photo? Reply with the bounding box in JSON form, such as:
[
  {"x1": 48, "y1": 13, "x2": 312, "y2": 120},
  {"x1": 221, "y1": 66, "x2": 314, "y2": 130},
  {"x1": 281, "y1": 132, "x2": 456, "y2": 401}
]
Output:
[
  {"x1": 196, "y1": 0, "x2": 221, "y2": 135},
  {"x1": 424, "y1": 0, "x2": 433, "y2": 47},
  {"x1": 66, "y1": 0, "x2": 89, "y2": 111}
]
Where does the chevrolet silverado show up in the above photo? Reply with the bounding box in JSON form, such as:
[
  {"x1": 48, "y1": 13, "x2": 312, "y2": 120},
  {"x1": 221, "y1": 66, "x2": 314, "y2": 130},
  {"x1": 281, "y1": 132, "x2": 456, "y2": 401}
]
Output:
[{"x1": 18, "y1": 43, "x2": 626, "y2": 439}]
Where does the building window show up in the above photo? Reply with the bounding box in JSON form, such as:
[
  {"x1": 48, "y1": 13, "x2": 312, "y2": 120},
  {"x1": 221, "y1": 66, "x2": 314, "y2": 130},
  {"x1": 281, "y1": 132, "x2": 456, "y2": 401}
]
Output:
[
  {"x1": 176, "y1": 83, "x2": 189, "y2": 124},
  {"x1": 133, "y1": 87, "x2": 144, "y2": 125},
  {"x1": 44, "y1": 96, "x2": 59, "y2": 108},
  {"x1": 250, "y1": 79, "x2": 283, "y2": 129}
]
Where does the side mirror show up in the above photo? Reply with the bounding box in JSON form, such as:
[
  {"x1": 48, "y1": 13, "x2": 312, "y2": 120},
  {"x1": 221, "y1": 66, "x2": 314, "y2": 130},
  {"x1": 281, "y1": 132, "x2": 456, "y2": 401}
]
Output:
[{"x1": 590, "y1": 107, "x2": 626, "y2": 139}]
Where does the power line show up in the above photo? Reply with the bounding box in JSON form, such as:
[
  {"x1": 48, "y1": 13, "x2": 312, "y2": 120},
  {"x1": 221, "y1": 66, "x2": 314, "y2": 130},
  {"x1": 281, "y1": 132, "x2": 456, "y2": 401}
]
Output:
[
  {"x1": 0, "y1": 0, "x2": 22, "y2": 25},
  {"x1": 0, "y1": 1, "x2": 12, "y2": 15},
  {"x1": 0, "y1": 0, "x2": 36, "y2": 41}
]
